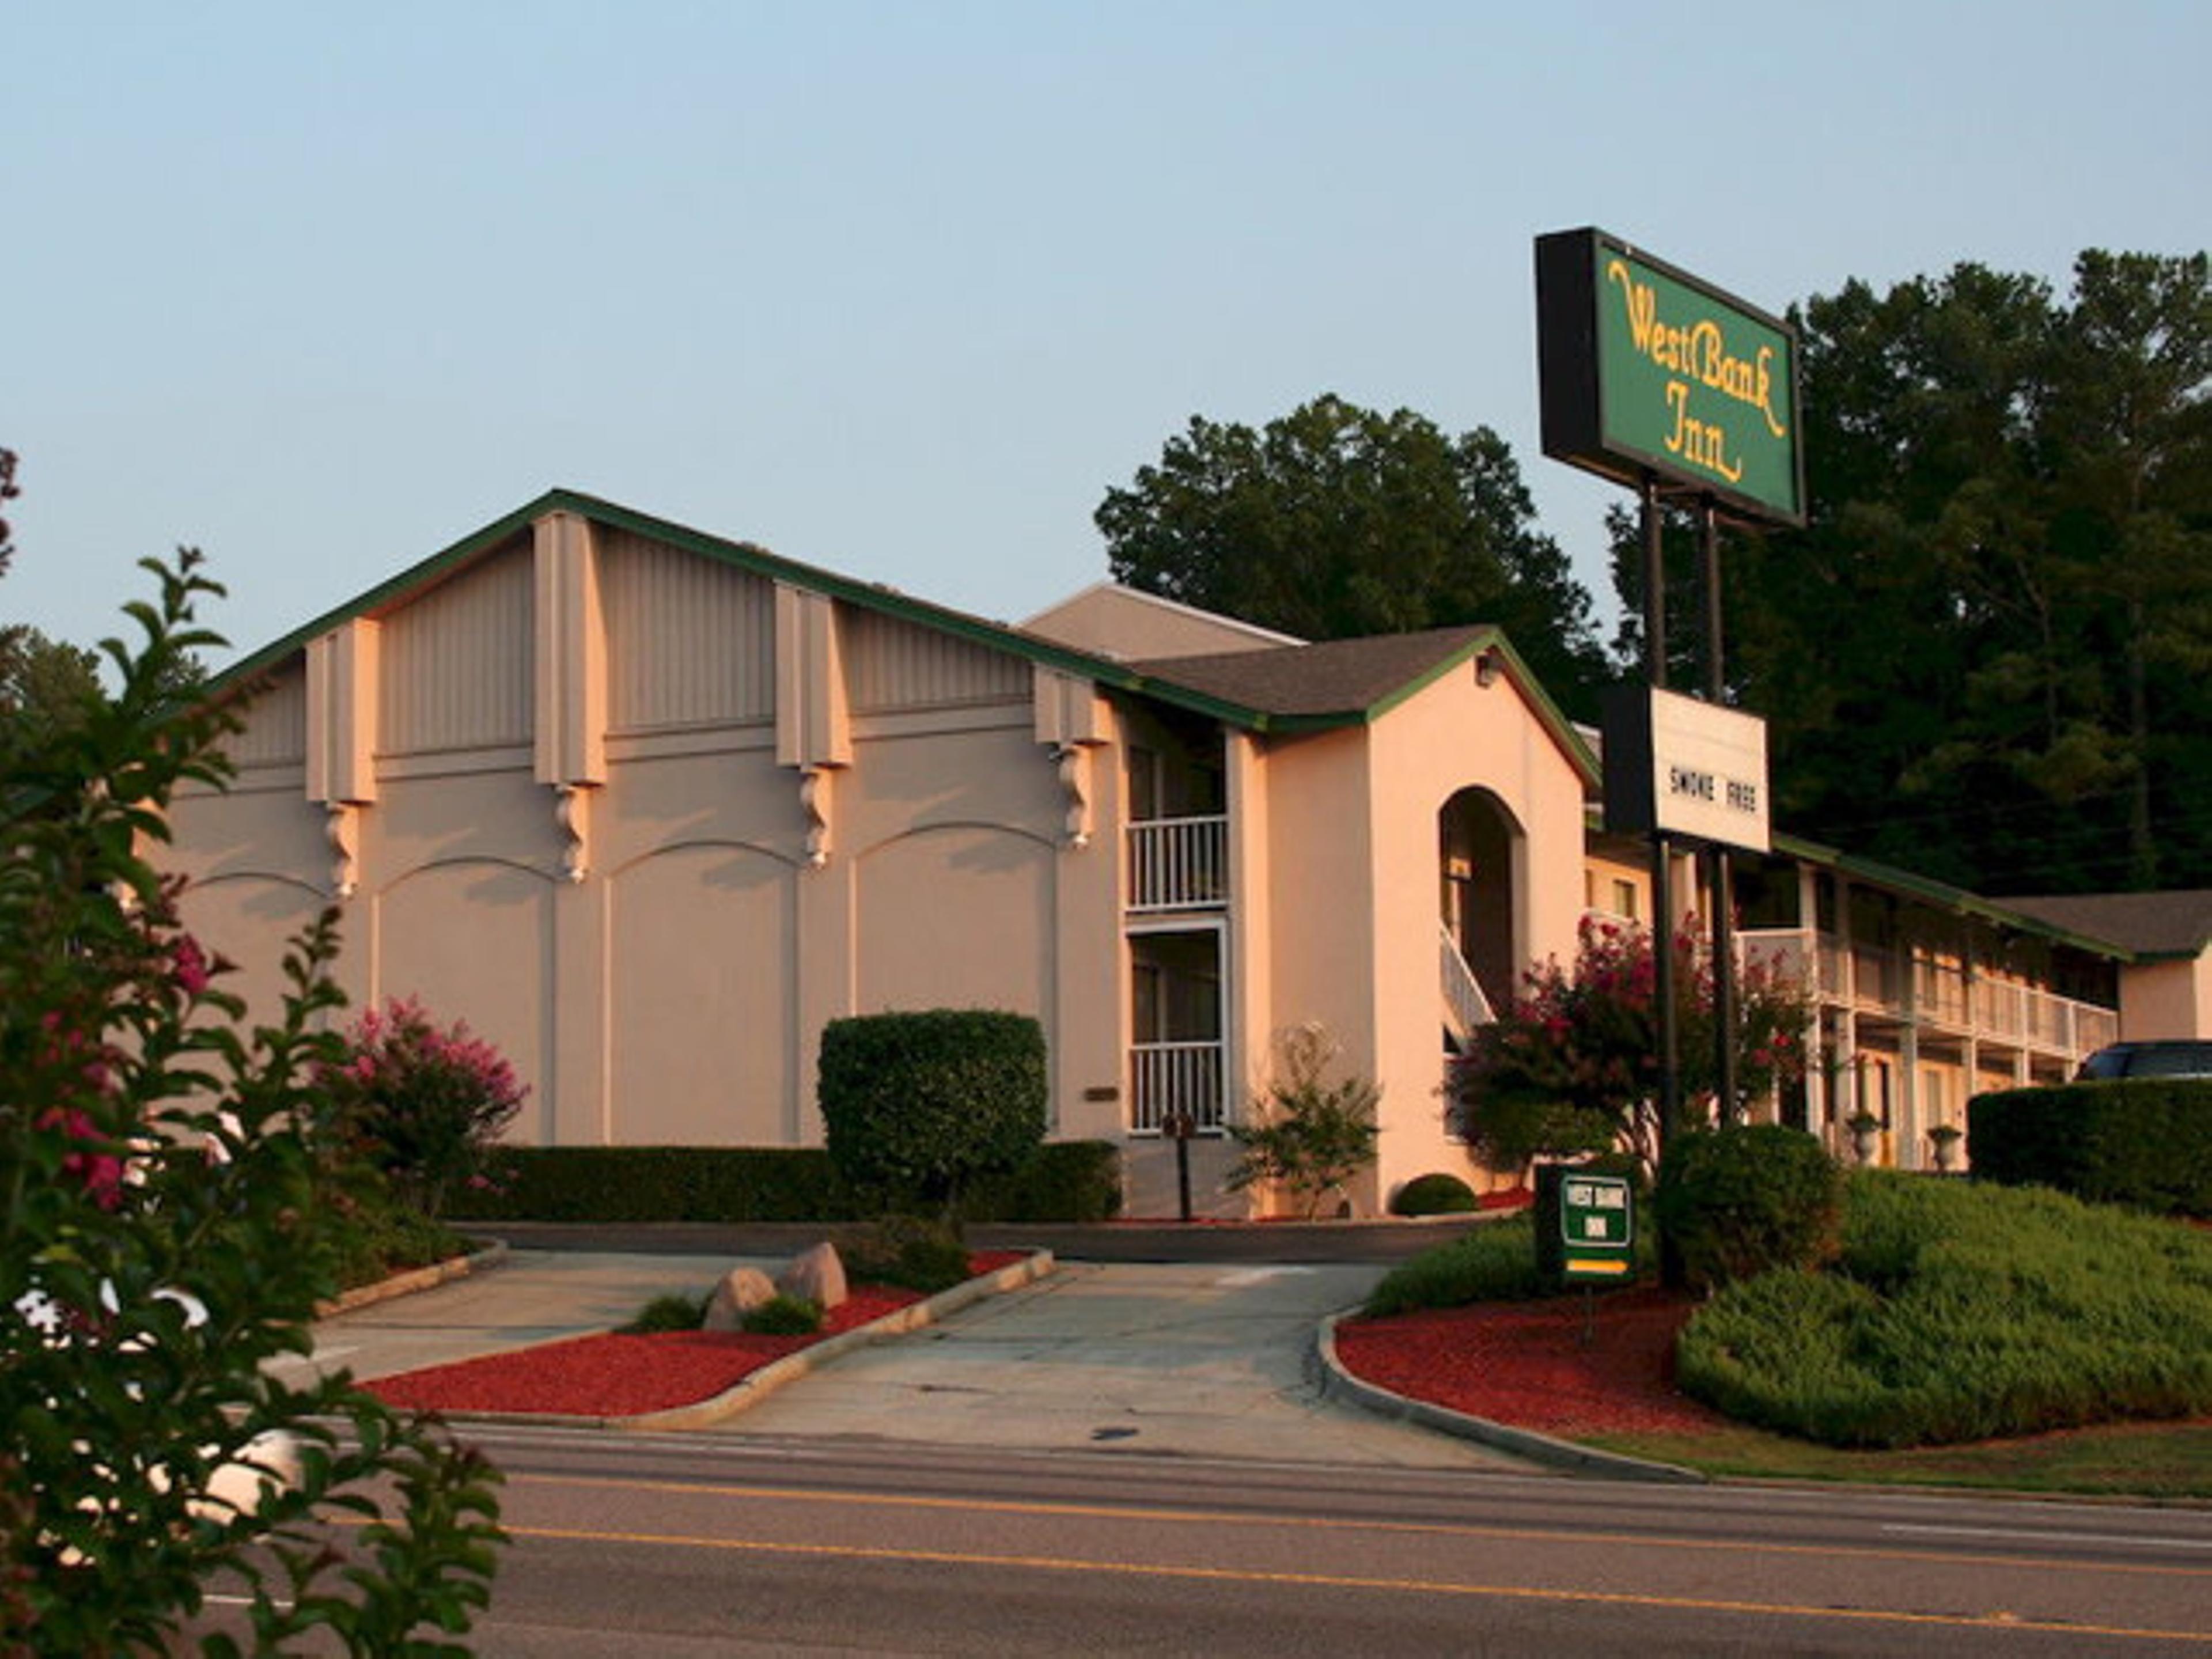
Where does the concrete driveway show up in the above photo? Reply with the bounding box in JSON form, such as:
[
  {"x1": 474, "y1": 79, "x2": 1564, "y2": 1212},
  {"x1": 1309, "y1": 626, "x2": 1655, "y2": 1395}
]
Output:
[{"x1": 715, "y1": 1259, "x2": 1523, "y2": 1471}]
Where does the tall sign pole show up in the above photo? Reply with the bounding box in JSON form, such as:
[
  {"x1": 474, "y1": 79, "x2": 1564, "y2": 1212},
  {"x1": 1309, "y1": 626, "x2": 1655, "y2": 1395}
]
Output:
[
  {"x1": 1538, "y1": 227, "x2": 1802, "y2": 1155},
  {"x1": 1642, "y1": 474, "x2": 1680, "y2": 1149},
  {"x1": 1702, "y1": 497, "x2": 1740, "y2": 1122}
]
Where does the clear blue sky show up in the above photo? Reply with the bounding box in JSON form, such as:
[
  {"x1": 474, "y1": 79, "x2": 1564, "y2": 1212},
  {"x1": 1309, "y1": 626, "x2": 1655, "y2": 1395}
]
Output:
[{"x1": 6, "y1": 3, "x2": 2206, "y2": 667}]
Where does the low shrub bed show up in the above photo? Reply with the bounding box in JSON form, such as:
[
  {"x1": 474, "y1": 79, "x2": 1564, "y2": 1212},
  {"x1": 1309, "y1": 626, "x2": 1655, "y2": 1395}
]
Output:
[
  {"x1": 446, "y1": 1141, "x2": 1121, "y2": 1225},
  {"x1": 1365, "y1": 1203, "x2": 1662, "y2": 1317},
  {"x1": 332, "y1": 1198, "x2": 479, "y2": 1291},
  {"x1": 1676, "y1": 1171, "x2": 2212, "y2": 1448},
  {"x1": 1364, "y1": 1215, "x2": 1549, "y2": 1315}
]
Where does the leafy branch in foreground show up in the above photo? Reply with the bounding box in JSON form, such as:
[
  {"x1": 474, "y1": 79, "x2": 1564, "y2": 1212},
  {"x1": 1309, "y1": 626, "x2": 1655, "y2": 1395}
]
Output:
[{"x1": 0, "y1": 533, "x2": 503, "y2": 1654}]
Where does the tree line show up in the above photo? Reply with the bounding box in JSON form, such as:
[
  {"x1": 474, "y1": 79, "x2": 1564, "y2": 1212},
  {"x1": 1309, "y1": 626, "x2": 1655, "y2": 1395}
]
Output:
[{"x1": 1096, "y1": 251, "x2": 2211, "y2": 897}]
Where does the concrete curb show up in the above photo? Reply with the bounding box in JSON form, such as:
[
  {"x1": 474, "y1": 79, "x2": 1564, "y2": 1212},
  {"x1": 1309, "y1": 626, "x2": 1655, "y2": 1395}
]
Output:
[
  {"x1": 1313, "y1": 1309, "x2": 1708, "y2": 1484},
  {"x1": 318, "y1": 1240, "x2": 511, "y2": 1318},
  {"x1": 621, "y1": 1249, "x2": 1057, "y2": 1433},
  {"x1": 410, "y1": 1249, "x2": 1058, "y2": 1433}
]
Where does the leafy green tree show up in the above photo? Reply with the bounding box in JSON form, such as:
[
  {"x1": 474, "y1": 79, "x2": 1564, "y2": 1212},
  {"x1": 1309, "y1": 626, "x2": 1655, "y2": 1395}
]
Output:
[
  {"x1": 1449, "y1": 916, "x2": 1812, "y2": 1177},
  {"x1": 0, "y1": 624, "x2": 102, "y2": 752},
  {"x1": 1612, "y1": 251, "x2": 2212, "y2": 893},
  {"x1": 0, "y1": 446, "x2": 17, "y2": 576},
  {"x1": 0, "y1": 530, "x2": 502, "y2": 1650},
  {"x1": 1098, "y1": 394, "x2": 1609, "y2": 716}
]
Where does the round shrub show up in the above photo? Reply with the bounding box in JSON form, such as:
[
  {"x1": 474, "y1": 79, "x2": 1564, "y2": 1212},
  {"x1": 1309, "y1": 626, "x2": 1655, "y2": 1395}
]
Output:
[
  {"x1": 1654, "y1": 1124, "x2": 1842, "y2": 1294},
  {"x1": 817, "y1": 1010, "x2": 1047, "y2": 1215},
  {"x1": 1389, "y1": 1172, "x2": 1479, "y2": 1217}
]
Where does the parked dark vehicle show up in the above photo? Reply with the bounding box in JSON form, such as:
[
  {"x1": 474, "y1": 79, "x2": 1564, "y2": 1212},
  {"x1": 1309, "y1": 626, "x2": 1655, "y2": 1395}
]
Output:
[{"x1": 2075, "y1": 1041, "x2": 2212, "y2": 1081}]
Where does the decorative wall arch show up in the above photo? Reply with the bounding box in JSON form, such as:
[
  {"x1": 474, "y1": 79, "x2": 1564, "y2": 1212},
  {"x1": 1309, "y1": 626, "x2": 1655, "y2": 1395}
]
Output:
[
  {"x1": 175, "y1": 872, "x2": 331, "y2": 1032},
  {"x1": 606, "y1": 840, "x2": 799, "y2": 1145},
  {"x1": 853, "y1": 823, "x2": 1056, "y2": 1020},
  {"x1": 374, "y1": 857, "x2": 555, "y2": 1146}
]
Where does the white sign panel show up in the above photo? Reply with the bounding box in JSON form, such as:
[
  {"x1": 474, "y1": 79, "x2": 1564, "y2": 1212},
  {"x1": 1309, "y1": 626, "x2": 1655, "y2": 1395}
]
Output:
[
  {"x1": 1602, "y1": 685, "x2": 1771, "y2": 854},
  {"x1": 1649, "y1": 687, "x2": 1769, "y2": 851}
]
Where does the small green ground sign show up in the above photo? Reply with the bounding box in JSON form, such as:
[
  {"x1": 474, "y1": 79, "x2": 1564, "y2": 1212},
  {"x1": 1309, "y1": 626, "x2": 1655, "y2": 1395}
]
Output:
[{"x1": 1559, "y1": 1173, "x2": 1634, "y2": 1281}]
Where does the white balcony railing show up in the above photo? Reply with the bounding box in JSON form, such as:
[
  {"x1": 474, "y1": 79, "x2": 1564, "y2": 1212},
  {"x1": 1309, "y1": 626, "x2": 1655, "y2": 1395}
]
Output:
[
  {"x1": 1736, "y1": 926, "x2": 2116, "y2": 1061},
  {"x1": 1127, "y1": 815, "x2": 1230, "y2": 911},
  {"x1": 1130, "y1": 1039, "x2": 1226, "y2": 1134}
]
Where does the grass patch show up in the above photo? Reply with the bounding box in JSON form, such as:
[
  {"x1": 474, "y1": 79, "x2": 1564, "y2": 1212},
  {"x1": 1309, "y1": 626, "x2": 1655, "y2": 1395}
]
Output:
[{"x1": 1586, "y1": 1419, "x2": 2212, "y2": 1501}]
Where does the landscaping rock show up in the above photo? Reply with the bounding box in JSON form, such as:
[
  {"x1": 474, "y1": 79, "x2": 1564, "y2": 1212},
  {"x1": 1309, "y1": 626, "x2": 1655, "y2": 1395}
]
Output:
[
  {"x1": 702, "y1": 1266, "x2": 778, "y2": 1332},
  {"x1": 777, "y1": 1242, "x2": 847, "y2": 1310}
]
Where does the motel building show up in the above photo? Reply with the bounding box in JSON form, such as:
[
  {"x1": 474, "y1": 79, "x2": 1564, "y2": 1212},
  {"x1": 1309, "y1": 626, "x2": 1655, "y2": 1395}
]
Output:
[{"x1": 164, "y1": 491, "x2": 2207, "y2": 1216}]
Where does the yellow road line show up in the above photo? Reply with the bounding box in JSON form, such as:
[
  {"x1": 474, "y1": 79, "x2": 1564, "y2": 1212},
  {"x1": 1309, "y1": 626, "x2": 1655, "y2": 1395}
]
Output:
[{"x1": 506, "y1": 1471, "x2": 2212, "y2": 1581}]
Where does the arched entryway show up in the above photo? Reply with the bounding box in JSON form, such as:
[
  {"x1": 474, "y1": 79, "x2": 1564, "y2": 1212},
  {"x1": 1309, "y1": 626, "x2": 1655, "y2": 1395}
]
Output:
[{"x1": 1438, "y1": 787, "x2": 1522, "y2": 1043}]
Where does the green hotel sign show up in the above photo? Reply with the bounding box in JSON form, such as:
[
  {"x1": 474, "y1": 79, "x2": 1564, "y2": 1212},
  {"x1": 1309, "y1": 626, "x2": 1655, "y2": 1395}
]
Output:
[{"x1": 1537, "y1": 228, "x2": 1805, "y2": 527}]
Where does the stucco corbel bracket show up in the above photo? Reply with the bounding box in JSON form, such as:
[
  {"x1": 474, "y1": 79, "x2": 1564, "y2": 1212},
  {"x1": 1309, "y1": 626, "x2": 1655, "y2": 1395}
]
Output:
[
  {"x1": 1035, "y1": 668, "x2": 1108, "y2": 851},
  {"x1": 554, "y1": 783, "x2": 596, "y2": 883},
  {"x1": 1054, "y1": 743, "x2": 1096, "y2": 851},
  {"x1": 798, "y1": 764, "x2": 837, "y2": 869},
  {"x1": 325, "y1": 802, "x2": 361, "y2": 900}
]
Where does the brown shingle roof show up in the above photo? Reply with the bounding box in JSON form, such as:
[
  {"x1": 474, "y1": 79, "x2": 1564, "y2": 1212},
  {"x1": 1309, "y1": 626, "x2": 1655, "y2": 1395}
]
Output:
[
  {"x1": 1131, "y1": 627, "x2": 1494, "y2": 720},
  {"x1": 2000, "y1": 891, "x2": 2212, "y2": 959}
]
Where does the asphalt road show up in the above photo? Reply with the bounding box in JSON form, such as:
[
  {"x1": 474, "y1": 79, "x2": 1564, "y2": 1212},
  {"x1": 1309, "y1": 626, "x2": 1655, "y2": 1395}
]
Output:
[{"x1": 416, "y1": 1430, "x2": 2212, "y2": 1656}]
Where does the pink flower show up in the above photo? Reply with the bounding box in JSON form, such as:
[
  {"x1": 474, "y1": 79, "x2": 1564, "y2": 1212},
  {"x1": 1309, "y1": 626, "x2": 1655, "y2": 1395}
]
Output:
[
  {"x1": 173, "y1": 935, "x2": 211, "y2": 997},
  {"x1": 40, "y1": 1108, "x2": 126, "y2": 1211}
]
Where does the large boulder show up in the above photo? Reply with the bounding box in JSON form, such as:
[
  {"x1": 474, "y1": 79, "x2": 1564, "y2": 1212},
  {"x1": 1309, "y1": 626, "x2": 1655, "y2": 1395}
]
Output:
[
  {"x1": 777, "y1": 1242, "x2": 847, "y2": 1310},
  {"x1": 701, "y1": 1266, "x2": 778, "y2": 1332}
]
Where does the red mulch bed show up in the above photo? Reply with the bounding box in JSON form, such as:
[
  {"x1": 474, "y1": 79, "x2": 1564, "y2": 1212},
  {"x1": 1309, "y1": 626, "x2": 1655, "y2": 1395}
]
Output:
[
  {"x1": 1334, "y1": 1287, "x2": 1728, "y2": 1437},
  {"x1": 367, "y1": 1253, "x2": 1026, "y2": 1419}
]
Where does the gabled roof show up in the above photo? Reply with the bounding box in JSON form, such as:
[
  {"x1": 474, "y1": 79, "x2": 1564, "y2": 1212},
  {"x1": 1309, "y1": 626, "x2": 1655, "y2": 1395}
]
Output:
[
  {"x1": 1137, "y1": 628, "x2": 1599, "y2": 785},
  {"x1": 1999, "y1": 891, "x2": 2212, "y2": 962},
  {"x1": 209, "y1": 490, "x2": 1575, "y2": 755}
]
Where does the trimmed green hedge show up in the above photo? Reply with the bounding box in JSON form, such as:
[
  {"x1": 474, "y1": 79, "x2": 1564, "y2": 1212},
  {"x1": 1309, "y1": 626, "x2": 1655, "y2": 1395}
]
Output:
[
  {"x1": 447, "y1": 1141, "x2": 1122, "y2": 1225},
  {"x1": 1969, "y1": 1080, "x2": 2212, "y2": 1217},
  {"x1": 1675, "y1": 1171, "x2": 2212, "y2": 1447},
  {"x1": 819, "y1": 1010, "x2": 1048, "y2": 1213}
]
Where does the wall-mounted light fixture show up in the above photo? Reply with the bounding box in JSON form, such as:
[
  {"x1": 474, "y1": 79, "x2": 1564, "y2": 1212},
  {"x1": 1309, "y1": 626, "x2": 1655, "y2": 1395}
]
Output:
[{"x1": 1474, "y1": 647, "x2": 1503, "y2": 688}]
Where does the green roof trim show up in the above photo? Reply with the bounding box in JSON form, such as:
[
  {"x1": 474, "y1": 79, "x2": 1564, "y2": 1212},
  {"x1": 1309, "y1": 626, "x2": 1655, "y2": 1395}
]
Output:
[
  {"x1": 1769, "y1": 831, "x2": 2134, "y2": 962},
  {"x1": 205, "y1": 490, "x2": 1586, "y2": 750},
  {"x1": 206, "y1": 488, "x2": 1251, "y2": 721}
]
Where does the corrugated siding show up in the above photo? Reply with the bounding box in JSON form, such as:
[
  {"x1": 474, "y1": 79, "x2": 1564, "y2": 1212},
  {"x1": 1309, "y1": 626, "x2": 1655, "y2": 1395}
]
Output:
[
  {"x1": 226, "y1": 662, "x2": 307, "y2": 766},
  {"x1": 844, "y1": 607, "x2": 1028, "y2": 713},
  {"x1": 600, "y1": 530, "x2": 774, "y2": 730},
  {"x1": 377, "y1": 545, "x2": 533, "y2": 755}
]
